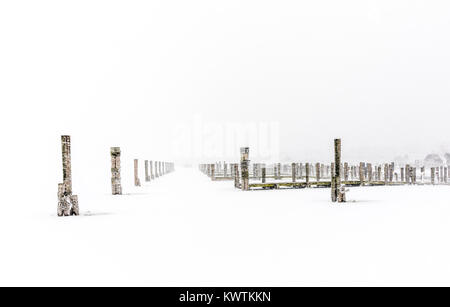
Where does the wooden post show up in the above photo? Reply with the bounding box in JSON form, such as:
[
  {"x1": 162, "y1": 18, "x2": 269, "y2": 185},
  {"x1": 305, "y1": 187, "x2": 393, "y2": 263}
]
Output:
[
  {"x1": 305, "y1": 163, "x2": 310, "y2": 186},
  {"x1": 61, "y1": 135, "x2": 72, "y2": 194},
  {"x1": 134, "y1": 159, "x2": 141, "y2": 186},
  {"x1": 234, "y1": 164, "x2": 240, "y2": 188},
  {"x1": 431, "y1": 167, "x2": 435, "y2": 185},
  {"x1": 111, "y1": 147, "x2": 122, "y2": 195},
  {"x1": 316, "y1": 163, "x2": 320, "y2": 182},
  {"x1": 333, "y1": 139, "x2": 345, "y2": 202},
  {"x1": 444, "y1": 167, "x2": 448, "y2": 183},
  {"x1": 211, "y1": 164, "x2": 216, "y2": 181},
  {"x1": 384, "y1": 164, "x2": 389, "y2": 184},
  {"x1": 331, "y1": 162, "x2": 336, "y2": 202},
  {"x1": 401, "y1": 168, "x2": 405, "y2": 182},
  {"x1": 292, "y1": 162, "x2": 296, "y2": 183},
  {"x1": 262, "y1": 165, "x2": 266, "y2": 183},
  {"x1": 150, "y1": 161, "x2": 154, "y2": 179},
  {"x1": 405, "y1": 164, "x2": 410, "y2": 184},
  {"x1": 57, "y1": 135, "x2": 79, "y2": 216},
  {"x1": 389, "y1": 162, "x2": 394, "y2": 182},
  {"x1": 240, "y1": 147, "x2": 250, "y2": 191},
  {"x1": 144, "y1": 160, "x2": 149, "y2": 182},
  {"x1": 359, "y1": 162, "x2": 365, "y2": 186},
  {"x1": 366, "y1": 163, "x2": 372, "y2": 183}
]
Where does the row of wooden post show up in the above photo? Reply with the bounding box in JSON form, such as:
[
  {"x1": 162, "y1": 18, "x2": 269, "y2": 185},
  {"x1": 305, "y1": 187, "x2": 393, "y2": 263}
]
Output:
[
  {"x1": 57, "y1": 136, "x2": 176, "y2": 217},
  {"x1": 199, "y1": 139, "x2": 449, "y2": 201},
  {"x1": 200, "y1": 161, "x2": 449, "y2": 186},
  {"x1": 111, "y1": 148, "x2": 175, "y2": 195}
]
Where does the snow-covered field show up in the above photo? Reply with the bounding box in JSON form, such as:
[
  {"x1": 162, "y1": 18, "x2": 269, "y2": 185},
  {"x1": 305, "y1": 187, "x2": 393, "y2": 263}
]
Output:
[{"x1": 1, "y1": 166, "x2": 450, "y2": 286}]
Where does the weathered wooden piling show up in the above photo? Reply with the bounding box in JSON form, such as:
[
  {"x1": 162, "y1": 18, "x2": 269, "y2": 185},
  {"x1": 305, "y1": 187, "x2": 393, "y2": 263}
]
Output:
[
  {"x1": 111, "y1": 147, "x2": 122, "y2": 195},
  {"x1": 211, "y1": 164, "x2": 216, "y2": 181},
  {"x1": 359, "y1": 162, "x2": 365, "y2": 186},
  {"x1": 292, "y1": 162, "x2": 297, "y2": 183},
  {"x1": 316, "y1": 163, "x2": 320, "y2": 182},
  {"x1": 150, "y1": 161, "x2": 154, "y2": 179},
  {"x1": 262, "y1": 165, "x2": 266, "y2": 183},
  {"x1": 240, "y1": 147, "x2": 250, "y2": 191},
  {"x1": 305, "y1": 163, "x2": 310, "y2": 186},
  {"x1": 405, "y1": 164, "x2": 410, "y2": 184},
  {"x1": 332, "y1": 139, "x2": 345, "y2": 203},
  {"x1": 134, "y1": 159, "x2": 141, "y2": 187},
  {"x1": 389, "y1": 163, "x2": 394, "y2": 182},
  {"x1": 234, "y1": 164, "x2": 240, "y2": 188},
  {"x1": 367, "y1": 163, "x2": 373, "y2": 183},
  {"x1": 384, "y1": 164, "x2": 389, "y2": 184},
  {"x1": 145, "y1": 160, "x2": 150, "y2": 182},
  {"x1": 61, "y1": 135, "x2": 72, "y2": 194},
  {"x1": 57, "y1": 135, "x2": 79, "y2": 216}
]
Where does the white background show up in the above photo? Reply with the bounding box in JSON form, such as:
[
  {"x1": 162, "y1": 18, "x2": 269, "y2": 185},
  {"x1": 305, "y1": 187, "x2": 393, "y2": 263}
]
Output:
[{"x1": 0, "y1": 0, "x2": 450, "y2": 286}]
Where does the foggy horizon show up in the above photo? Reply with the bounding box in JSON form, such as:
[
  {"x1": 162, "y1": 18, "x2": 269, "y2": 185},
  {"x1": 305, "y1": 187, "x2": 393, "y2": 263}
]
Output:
[{"x1": 2, "y1": 0, "x2": 450, "y2": 165}]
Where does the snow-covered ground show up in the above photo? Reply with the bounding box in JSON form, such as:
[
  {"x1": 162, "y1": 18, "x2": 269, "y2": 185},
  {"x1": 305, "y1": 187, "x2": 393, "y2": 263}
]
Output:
[{"x1": 1, "y1": 166, "x2": 450, "y2": 286}]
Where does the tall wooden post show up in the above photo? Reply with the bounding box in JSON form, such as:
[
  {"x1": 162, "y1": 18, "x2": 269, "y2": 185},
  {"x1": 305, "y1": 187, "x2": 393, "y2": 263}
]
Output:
[
  {"x1": 150, "y1": 161, "x2": 154, "y2": 179},
  {"x1": 431, "y1": 167, "x2": 435, "y2": 185},
  {"x1": 331, "y1": 162, "x2": 336, "y2": 202},
  {"x1": 389, "y1": 163, "x2": 394, "y2": 182},
  {"x1": 359, "y1": 162, "x2": 365, "y2": 186},
  {"x1": 145, "y1": 160, "x2": 149, "y2": 182},
  {"x1": 240, "y1": 147, "x2": 250, "y2": 191},
  {"x1": 134, "y1": 159, "x2": 141, "y2": 186},
  {"x1": 332, "y1": 139, "x2": 345, "y2": 202},
  {"x1": 405, "y1": 164, "x2": 410, "y2": 184},
  {"x1": 262, "y1": 165, "x2": 266, "y2": 183},
  {"x1": 292, "y1": 162, "x2": 296, "y2": 183},
  {"x1": 211, "y1": 164, "x2": 216, "y2": 181},
  {"x1": 384, "y1": 164, "x2": 389, "y2": 184},
  {"x1": 111, "y1": 147, "x2": 122, "y2": 195},
  {"x1": 61, "y1": 135, "x2": 72, "y2": 194},
  {"x1": 316, "y1": 163, "x2": 320, "y2": 182},
  {"x1": 305, "y1": 163, "x2": 310, "y2": 187},
  {"x1": 57, "y1": 135, "x2": 79, "y2": 216},
  {"x1": 234, "y1": 164, "x2": 240, "y2": 188}
]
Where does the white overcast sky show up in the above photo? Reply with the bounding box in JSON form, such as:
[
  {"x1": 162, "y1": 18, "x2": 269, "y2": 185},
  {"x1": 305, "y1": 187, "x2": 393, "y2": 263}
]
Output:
[{"x1": 1, "y1": 0, "x2": 450, "y2": 166}]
